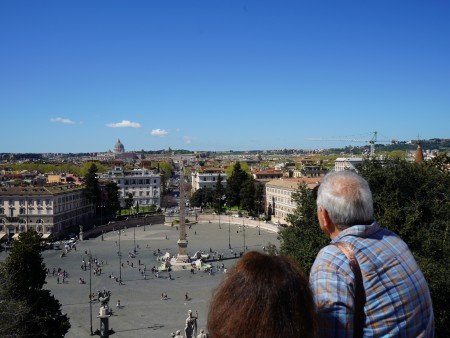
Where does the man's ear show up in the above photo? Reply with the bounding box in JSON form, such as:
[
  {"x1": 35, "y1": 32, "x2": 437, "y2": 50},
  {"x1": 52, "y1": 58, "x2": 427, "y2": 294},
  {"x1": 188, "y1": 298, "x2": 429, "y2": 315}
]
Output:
[
  {"x1": 321, "y1": 208, "x2": 333, "y2": 228},
  {"x1": 319, "y1": 207, "x2": 335, "y2": 237}
]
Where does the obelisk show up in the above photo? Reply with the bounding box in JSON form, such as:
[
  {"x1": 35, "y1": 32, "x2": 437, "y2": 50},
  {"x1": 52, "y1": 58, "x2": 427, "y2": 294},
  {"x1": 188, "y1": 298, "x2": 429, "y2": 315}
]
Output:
[{"x1": 176, "y1": 168, "x2": 189, "y2": 262}]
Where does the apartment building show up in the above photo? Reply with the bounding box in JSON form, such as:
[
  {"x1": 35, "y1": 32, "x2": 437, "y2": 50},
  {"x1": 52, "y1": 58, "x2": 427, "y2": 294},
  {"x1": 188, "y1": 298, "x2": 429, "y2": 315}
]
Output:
[
  {"x1": 0, "y1": 185, "x2": 94, "y2": 240},
  {"x1": 191, "y1": 170, "x2": 227, "y2": 192},
  {"x1": 102, "y1": 167, "x2": 161, "y2": 208},
  {"x1": 252, "y1": 169, "x2": 283, "y2": 182},
  {"x1": 265, "y1": 177, "x2": 321, "y2": 225},
  {"x1": 334, "y1": 158, "x2": 364, "y2": 172}
]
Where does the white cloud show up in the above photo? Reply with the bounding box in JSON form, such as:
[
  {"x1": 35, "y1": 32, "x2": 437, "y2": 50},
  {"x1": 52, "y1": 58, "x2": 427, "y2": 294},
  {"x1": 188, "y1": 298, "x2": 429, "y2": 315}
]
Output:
[
  {"x1": 151, "y1": 129, "x2": 169, "y2": 136},
  {"x1": 106, "y1": 120, "x2": 141, "y2": 128},
  {"x1": 50, "y1": 117, "x2": 75, "y2": 124},
  {"x1": 183, "y1": 136, "x2": 193, "y2": 144}
]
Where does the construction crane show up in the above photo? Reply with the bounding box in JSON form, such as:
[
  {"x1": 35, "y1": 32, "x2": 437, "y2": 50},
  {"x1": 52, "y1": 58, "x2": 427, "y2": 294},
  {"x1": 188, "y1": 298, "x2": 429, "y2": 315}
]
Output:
[{"x1": 307, "y1": 131, "x2": 395, "y2": 157}]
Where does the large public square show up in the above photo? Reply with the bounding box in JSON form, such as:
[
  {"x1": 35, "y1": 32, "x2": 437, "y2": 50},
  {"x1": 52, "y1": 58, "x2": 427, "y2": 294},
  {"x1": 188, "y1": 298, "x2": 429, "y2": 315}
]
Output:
[{"x1": 32, "y1": 221, "x2": 278, "y2": 337}]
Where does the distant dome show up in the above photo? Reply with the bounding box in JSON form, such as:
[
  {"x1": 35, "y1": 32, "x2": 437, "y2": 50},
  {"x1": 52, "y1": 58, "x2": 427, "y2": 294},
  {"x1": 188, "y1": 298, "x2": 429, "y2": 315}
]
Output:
[{"x1": 114, "y1": 139, "x2": 125, "y2": 154}]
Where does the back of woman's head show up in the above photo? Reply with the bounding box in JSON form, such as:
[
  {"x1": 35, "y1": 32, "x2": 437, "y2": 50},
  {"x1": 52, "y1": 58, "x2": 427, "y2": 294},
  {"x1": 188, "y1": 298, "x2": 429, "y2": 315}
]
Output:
[{"x1": 207, "y1": 251, "x2": 317, "y2": 338}]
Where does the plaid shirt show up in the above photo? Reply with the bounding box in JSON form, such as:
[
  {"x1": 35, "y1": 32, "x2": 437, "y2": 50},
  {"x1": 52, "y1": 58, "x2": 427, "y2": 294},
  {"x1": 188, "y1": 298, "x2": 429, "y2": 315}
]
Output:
[{"x1": 310, "y1": 222, "x2": 434, "y2": 337}]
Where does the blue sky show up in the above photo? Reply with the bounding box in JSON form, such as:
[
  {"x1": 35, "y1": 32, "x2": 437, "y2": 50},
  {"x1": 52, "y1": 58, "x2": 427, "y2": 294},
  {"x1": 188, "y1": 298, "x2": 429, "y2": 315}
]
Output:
[{"x1": 0, "y1": 1, "x2": 449, "y2": 153}]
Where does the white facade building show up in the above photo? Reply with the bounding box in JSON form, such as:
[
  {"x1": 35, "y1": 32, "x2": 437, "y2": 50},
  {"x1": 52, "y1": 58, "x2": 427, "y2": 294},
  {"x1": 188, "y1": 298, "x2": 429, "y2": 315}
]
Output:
[
  {"x1": 103, "y1": 167, "x2": 161, "y2": 208},
  {"x1": 191, "y1": 171, "x2": 227, "y2": 192},
  {"x1": 334, "y1": 158, "x2": 364, "y2": 172},
  {"x1": 265, "y1": 178, "x2": 321, "y2": 225},
  {"x1": 0, "y1": 185, "x2": 94, "y2": 240}
]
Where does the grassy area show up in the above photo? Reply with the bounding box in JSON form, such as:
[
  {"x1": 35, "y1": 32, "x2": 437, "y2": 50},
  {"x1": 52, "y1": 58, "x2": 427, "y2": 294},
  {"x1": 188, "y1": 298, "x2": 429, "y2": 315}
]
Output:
[{"x1": 117, "y1": 205, "x2": 157, "y2": 216}]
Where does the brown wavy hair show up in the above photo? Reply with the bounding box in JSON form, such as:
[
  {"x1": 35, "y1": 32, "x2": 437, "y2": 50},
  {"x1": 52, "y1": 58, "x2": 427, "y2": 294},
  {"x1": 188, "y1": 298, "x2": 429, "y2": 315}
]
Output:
[{"x1": 207, "y1": 251, "x2": 317, "y2": 338}]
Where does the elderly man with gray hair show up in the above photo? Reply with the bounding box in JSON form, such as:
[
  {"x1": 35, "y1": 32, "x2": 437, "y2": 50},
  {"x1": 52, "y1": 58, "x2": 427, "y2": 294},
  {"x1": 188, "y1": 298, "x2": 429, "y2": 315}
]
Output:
[{"x1": 310, "y1": 171, "x2": 434, "y2": 338}]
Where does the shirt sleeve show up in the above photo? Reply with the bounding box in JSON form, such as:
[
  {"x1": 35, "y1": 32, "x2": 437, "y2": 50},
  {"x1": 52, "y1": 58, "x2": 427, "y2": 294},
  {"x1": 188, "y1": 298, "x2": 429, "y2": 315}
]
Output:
[{"x1": 310, "y1": 246, "x2": 356, "y2": 338}]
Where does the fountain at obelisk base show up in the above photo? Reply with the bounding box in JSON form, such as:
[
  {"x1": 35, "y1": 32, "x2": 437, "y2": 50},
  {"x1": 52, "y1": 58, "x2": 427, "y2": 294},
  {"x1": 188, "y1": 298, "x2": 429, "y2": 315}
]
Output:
[{"x1": 170, "y1": 168, "x2": 192, "y2": 270}]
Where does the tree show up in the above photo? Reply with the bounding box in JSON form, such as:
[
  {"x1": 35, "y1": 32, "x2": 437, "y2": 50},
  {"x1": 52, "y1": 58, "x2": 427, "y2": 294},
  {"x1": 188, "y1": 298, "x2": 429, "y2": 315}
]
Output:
[
  {"x1": 254, "y1": 182, "x2": 265, "y2": 217},
  {"x1": 190, "y1": 188, "x2": 214, "y2": 208},
  {"x1": 213, "y1": 174, "x2": 225, "y2": 213},
  {"x1": 0, "y1": 231, "x2": 70, "y2": 336},
  {"x1": 279, "y1": 183, "x2": 328, "y2": 273},
  {"x1": 104, "y1": 182, "x2": 120, "y2": 216},
  {"x1": 266, "y1": 204, "x2": 273, "y2": 221},
  {"x1": 124, "y1": 193, "x2": 134, "y2": 215},
  {"x1": 83, "y1": 163, "x2": 101, "y2": 210},
  {"x1": 280, "y1": 159, "x2": 450, "y2": 336},
  {"x1": 226, "y1": 162, "x2": 249, "y2": 207},
  {"x1": 359, "y1": 159, "x2": 449, "y2": 336},
  {"x1": 158, "y1": 161, "x2": 173, "y2": 194},
  {"x1": 240, "y1": 177, "x2": 256, "y2": 215}
]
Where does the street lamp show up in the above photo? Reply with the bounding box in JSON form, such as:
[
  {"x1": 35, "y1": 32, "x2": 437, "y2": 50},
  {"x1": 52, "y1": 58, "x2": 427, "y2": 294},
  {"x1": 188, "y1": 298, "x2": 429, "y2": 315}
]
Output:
[
  {"x1": 242, "y1": 218, "x2": 246, "y2": 252},
  {"x1": 228, "y1": 215, "x2": 231, "y2": 249},
  {"x1": 133, "y1": 226, "x2": 136, "y2": 253},
  {"x1": 88, "y1": 251, "x2": 93, "y2": 335},
  {"x1": 118, "y1": 229, "x2": 122, "y2": 284}
]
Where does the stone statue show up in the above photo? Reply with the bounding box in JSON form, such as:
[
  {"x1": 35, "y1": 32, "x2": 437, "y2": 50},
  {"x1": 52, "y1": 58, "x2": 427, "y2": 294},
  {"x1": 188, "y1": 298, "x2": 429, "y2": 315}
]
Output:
[{"x1": 184, "y1": 310, "x2": 198, "y2": 338}]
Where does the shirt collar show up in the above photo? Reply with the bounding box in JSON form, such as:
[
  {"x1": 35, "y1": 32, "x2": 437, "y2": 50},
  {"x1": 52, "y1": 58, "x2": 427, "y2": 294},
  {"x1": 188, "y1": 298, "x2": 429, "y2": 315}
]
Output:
[{"x1": 331, "y1": 221, "x2": 380, "y2": 243}]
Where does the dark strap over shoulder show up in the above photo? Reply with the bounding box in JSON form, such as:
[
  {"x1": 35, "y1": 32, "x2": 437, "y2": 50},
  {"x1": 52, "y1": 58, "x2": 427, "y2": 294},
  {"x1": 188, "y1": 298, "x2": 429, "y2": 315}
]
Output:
[{"x1": 333, "y1": 242, "x2": 366, "y2": 338}]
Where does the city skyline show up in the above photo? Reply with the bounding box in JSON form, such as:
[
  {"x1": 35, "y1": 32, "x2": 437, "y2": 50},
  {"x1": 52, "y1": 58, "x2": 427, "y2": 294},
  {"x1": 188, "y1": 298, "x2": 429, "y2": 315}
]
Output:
[{"x1": 1, "y1": 1, "x2": 449, "y2": 153}]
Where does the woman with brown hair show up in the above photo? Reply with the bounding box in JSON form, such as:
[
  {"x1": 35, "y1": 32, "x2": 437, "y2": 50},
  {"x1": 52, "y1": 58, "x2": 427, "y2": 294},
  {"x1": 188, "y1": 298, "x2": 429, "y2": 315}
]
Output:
[{"x1": 207, "y1": 251, "x2": 317, "y2": 338}]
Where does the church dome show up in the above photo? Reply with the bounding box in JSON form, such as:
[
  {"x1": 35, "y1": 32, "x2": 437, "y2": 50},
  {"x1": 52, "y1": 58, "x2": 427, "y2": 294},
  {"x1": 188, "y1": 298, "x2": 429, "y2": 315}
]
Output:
[{"x1": 114, "y1": 139, "x2": 125, "y2": 153}]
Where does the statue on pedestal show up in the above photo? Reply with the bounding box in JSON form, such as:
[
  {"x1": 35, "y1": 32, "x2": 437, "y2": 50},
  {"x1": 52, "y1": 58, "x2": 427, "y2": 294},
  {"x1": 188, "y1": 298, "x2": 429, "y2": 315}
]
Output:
[{"x1": 184, "y1": 310, "x2": 198, "y2": 338}]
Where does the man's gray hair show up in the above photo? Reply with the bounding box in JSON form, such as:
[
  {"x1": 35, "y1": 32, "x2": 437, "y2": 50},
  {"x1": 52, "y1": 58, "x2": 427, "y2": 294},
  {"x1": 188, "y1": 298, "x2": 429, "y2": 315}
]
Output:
[{"x1": 316, "y1": 171, "x2": 374, "y2": 230}]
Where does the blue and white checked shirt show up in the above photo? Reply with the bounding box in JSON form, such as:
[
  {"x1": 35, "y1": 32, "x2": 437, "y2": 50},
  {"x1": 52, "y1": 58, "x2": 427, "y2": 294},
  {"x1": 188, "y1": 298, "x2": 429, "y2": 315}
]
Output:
[{"x1": 310, "y1": 222, "x2": 434, "y2": 337}]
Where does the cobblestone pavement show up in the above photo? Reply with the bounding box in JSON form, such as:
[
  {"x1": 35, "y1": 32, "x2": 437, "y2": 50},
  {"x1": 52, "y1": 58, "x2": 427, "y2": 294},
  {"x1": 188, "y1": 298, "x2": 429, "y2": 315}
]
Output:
[{"x1": 33, "y1": 222, "x2": 278, "y2": 337}]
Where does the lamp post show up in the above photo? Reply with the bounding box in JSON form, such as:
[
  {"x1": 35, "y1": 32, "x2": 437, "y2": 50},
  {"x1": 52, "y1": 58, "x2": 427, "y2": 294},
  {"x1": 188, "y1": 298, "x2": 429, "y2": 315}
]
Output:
[
  {"x1": 242, "y1": 218, "x2": 246, "y2": 252},
  {"x1": 88, "y1": 251, "x2": 93, "y2": 335},
  {"x1": 118, "y1": 229, "x2": 122, "y2": 283},
  {"x1": 133, "y1": 226, "x2": 136, "y2": 253},
  {"x1": 228, "y1": 215, "x2": 231, "y2": 249}
]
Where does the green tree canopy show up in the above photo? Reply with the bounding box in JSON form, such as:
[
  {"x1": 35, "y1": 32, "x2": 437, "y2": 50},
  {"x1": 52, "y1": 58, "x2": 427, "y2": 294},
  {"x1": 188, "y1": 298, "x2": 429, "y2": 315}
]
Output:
[
  {"x1": 83, "y1": 163, "x2": 101, "y2": 209},
  {"x1": 226, "y1": 162, "x2": 250, "y2": 207},
  {"x1": 104, "y1": 181, "x2": 120, "y2": 215},
  {"x1": 0, "y1": 231, "x2": 70, "y2": 336},
  {"x1": 213, "y1": 174, "x2": 225, "y2": 213},
  {"x1": 240, "y1": 176, "x2": 256, "y2": 215},
  {"x1": 280, "y1": 159, "x2": 450, "y2": 336},
  {"x1": 279, "y1": 183, "x2": 328, "y2": 273},
  {"x1": 190, "y1": 188, "x2": 214, "y2": 208},
  {"x1": 359, "y1": 159, "x2": 449, "y2": 336},
  {"x1": 124, "y1": 192, "x2": 134, "y2": 215}
]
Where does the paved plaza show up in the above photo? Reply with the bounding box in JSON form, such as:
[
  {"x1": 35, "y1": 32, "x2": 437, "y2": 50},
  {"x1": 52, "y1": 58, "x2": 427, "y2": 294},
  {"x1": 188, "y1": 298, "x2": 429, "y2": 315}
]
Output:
[{"x1": 11, "y1": 221, "x2": 279, "y2": 337}]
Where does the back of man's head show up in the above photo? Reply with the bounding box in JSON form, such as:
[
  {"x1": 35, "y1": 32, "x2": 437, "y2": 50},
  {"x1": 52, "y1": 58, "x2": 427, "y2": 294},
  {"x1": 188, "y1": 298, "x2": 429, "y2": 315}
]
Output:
[{"x1": 317, "y1": 171, "x2": 374, "y2": 229}]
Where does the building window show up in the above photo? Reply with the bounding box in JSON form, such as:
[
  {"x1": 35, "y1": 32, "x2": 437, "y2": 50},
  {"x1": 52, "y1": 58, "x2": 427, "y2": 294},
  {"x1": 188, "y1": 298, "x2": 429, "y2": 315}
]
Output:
[{"x1": 19, "y1": 208, "x2": 25, "y2": 215}]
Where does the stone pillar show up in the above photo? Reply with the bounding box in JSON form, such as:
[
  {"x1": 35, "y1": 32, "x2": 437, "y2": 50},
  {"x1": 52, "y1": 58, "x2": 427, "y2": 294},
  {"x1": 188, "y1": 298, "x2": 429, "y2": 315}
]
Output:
[
  {"x1": 98, "y1": 305, "x2": 111, "y2": 338},
  {"x1": 176, "y1": 167, "x2": 189, "y2": 262}
]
